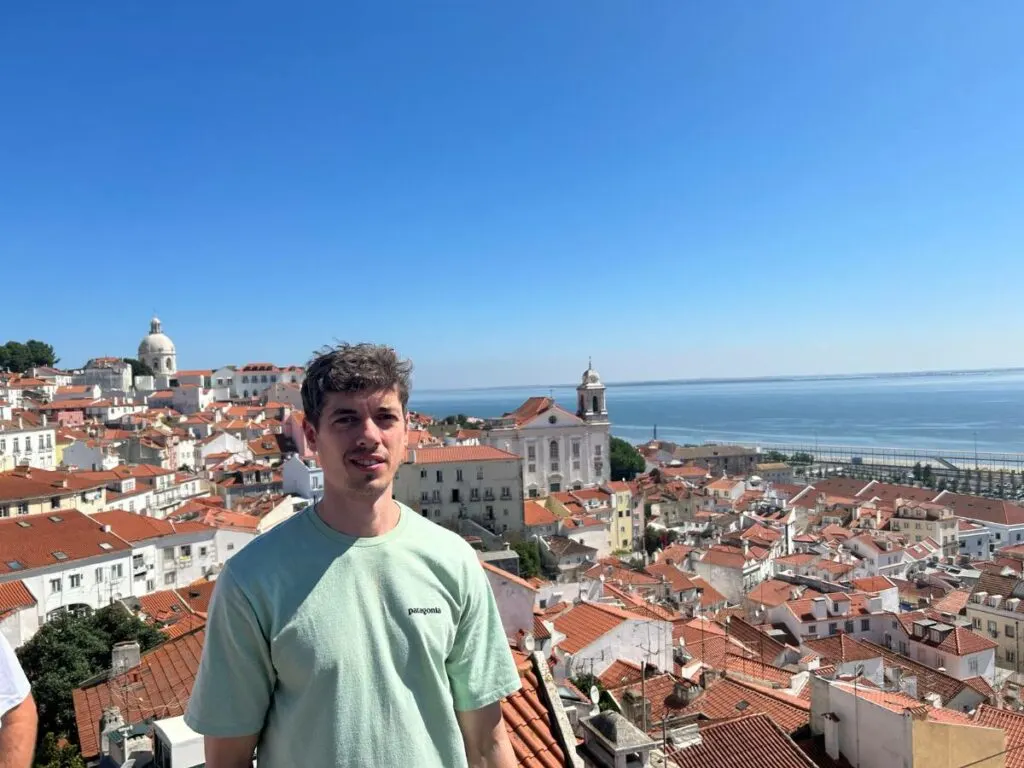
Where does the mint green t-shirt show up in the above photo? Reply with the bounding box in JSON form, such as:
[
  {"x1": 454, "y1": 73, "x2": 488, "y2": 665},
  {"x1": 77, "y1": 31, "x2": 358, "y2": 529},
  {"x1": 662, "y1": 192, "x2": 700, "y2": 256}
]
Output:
[{"x1": 183, "y1": 501, "x2": 521, "y2": 767}]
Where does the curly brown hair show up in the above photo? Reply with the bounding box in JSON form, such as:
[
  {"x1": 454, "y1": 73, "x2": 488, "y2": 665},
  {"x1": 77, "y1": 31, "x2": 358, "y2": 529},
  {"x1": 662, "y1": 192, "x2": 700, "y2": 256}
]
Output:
[{"x1": 301, "y1": 343, "x2": 413, "y2": 427}]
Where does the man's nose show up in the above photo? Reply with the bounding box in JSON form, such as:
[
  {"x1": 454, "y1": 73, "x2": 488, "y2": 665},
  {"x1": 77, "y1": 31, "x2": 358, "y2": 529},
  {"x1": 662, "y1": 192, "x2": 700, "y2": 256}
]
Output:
[{"x1": 355, "y1": 417, "x2": 383, "y2": 445}]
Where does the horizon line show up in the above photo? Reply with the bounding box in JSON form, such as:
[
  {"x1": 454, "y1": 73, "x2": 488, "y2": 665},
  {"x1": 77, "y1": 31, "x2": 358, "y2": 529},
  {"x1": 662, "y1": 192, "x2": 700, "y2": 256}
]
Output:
[{"x1": 412, "y1": 365, "x2": 1024, "y2": 395}]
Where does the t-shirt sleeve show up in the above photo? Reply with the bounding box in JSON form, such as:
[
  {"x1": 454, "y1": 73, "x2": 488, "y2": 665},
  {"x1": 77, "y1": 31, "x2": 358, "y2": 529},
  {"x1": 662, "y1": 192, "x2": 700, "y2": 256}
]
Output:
[
  {"x1": 0, "y1": 633, "x2": 30, "y2": 719},
  {"x1": 445, "y1": 559, "x2": 522, "y2": 712},
  {"x1": 184, "y1": 565, "x2": 276, "y2": 736}
]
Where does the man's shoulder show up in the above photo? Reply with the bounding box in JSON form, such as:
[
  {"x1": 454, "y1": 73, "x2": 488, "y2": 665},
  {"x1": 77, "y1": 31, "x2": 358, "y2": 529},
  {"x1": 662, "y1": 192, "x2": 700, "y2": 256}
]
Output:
[
  {"x1": 221, "y1": 505, "x2": 311, "y2": 581},
  {"x1": 398, "y1": 504, "x2": 478, "y2": 561}
]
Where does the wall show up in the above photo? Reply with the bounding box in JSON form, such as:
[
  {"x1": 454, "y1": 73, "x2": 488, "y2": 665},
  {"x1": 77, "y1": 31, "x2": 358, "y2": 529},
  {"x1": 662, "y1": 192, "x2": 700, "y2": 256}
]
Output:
[
  {"x1": 0, "y1": 606, "x2": 39, "y2": 649},
  {"x1": 811, "y1": 677, "x2": 911, "y2": 768},
  {"x1": 911, "y1": 719, "x2": 1004, "y2": 768},
  {"x1": 485, "y1": 569, "x2": 535, "y2": 639},
  {"x1": 565, "y1": 618, "x2": 674, "y2": 679},
  {"x1": 692, "y1": 560, "x2": 744, "y2": 604}
]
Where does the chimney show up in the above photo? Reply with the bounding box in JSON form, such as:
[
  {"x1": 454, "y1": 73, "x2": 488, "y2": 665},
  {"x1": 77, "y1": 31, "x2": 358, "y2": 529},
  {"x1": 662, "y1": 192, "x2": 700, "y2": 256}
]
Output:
[
  {"x1": 16, "y1": 416, "x2": 22, "y2": 429},
  {"x1": 110, "y1": 640, "x2": 141, "y2": 676},
  {"x1": 99, "y1": 706, "x2": 124, "y2": 755},
  {"x1": 811, "y1": 597, "x2": 828, "y2": 621},
  {"x1": 742, "y1": 540, "x2": 750, "y2": 557},
  {"x1": 41, "y1": 413, "x2": 48, "y2": 427}
]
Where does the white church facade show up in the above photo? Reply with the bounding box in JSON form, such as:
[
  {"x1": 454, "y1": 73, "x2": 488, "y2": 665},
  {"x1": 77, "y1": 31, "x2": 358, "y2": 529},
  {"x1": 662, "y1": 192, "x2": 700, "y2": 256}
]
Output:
[{"x1": 483, "y1": 363, "x2": 610, "y2": 497}]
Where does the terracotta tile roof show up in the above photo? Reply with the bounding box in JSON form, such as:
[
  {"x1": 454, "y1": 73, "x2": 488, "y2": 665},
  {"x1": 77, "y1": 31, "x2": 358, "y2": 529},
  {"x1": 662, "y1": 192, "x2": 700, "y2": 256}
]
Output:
[
  {"x1": 137, "y1": 588, "x2": 193, "y2": 623},
  {"x1": 606, "y1": 672, "x2": 693, "y2": 728},
  {"x1": 162, "y1": 613, "x2": 207, "y2": 640},
  {"x1": 503, "y1": 397, "x2": 555, "y2": 427},
  {"x1": 0, "y1": 509, "x2": 131, "y2": 574},
  {"x1": 643, "y1": 563, "x2": 697, "y2": 594},
  {"x1": 680, "y1": 677, "x2": 810, "y2": 733},
  {"x1": 91, "y1": 509, "x2": 208, "y2": 542},
  {"x1": 406, "y1": 445, "x2": 520, "y2": 463},
  {"x1": 584, "y1": 563, "x2": 660, "y2": 587},
  {"x1": 0, "y1": 467, "x2": 107, "y2": 501},
  {"x1": 503, "y1": 651, "x2": 567, "y2": 768},
  {"x1": 785, "y1": 593, "x2": 872, "y2": 623},
  {"x1": 974, "y1": 705, "x2": 1024, "y2": 768},
  {"x1": 965, "y1": 676, "x2": 997, "y2": 701},
  {"x1": 532, "y1": 615, "x2": 551, "y2": 641},
  {"x1": 931, "y1": 589, "x2": 971, "y2": 615},
  {"x1": 524, "y1": 500, "x2": 558, "y2": 527},
  {"x1": 0, "y1": 579, "x2": 37, "y2": 618},
  {"x1": 701, "y1": 546, "x2": 746, "y2": 569},
  {"x1": 746, "y1": 580, "x2": 816, "y2": 608},
  {"x1": 72, "y1": 627, "x2": 205, "y2": 760},
  {"x1": 666, "y1": 712, "x2": 817, "y2": 768},
  {"x1": 177, "y1": 580, "x2": 216, "y2": 614},
  {"x1": 551, "y1": 601, "x2": 636, "y2": 654},
  {"x1": 829, "y1": 680, "x2": 975, "y2": 725},
  {"x1": 482, "y1": 560, "x2": 538, "y2": 592},
  {"x1": 599, "y1": 659, "x2": 644, "y2": 689},
  {"x1": 724, "y1": 617, "x2": 789, "y2": 663},
  {"x1": 803, "y1": 634, "x2": 879, "y2": 664},
  {"x1": 858, "y1": 639, "x2": 982, "y2": 705},
  {"x1": 723, "y1": 654, "x2": 793, "y2": 687},
  {"x1": 690, "y1": 577, "x2": 728, "y2": 609},
  {"x1": 849, "y1": 576, "x2": 898, "y2": 593},
  {"x1": 544, "y1": 535, "x2": 595, "y2": 559},
  {"x1": 657, "y1": 543, "x2": 695, "y2": 565}
]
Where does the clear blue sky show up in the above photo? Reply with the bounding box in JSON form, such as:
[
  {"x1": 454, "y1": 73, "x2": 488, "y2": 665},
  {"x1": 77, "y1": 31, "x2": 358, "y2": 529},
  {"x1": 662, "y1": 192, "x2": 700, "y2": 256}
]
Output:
[{"x1": 3, "y1": 2, "x2": 1024, "y2": 389}]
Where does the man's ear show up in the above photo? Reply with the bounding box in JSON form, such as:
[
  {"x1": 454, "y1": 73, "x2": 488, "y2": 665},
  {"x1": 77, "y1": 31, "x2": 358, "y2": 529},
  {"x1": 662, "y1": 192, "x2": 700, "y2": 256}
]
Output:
[{"x1": 302, "y1": 415, "x2": 318, "y2": 451}]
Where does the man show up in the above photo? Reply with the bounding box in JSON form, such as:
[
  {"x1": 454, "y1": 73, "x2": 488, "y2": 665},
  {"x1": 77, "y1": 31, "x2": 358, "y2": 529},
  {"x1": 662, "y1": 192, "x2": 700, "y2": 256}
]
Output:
[
  {"x1": 0, "y1": 633, "x2": 36, "y2": 768},
  {"x1": 186, "y1": 344, "x2": 521, "y2": 767}
]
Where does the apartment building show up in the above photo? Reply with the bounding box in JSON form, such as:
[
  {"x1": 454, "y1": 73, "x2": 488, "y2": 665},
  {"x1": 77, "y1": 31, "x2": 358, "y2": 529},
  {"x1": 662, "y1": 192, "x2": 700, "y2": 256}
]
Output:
[
  {"x1": 967, "y1": 571, "x2": 1024, "y2": 673},
  {"x1": 0, "y1": 411, "x2": 57, "y2": 472},
  {"x1": 0, "y1": 466, "x2": 107, "y2": 518},
  {"x1": 392, "y1": 445, "x2": 524, "y2": 533},
  {"x1": 889, "y1": 500, "x2": 958, "y2": 557}
]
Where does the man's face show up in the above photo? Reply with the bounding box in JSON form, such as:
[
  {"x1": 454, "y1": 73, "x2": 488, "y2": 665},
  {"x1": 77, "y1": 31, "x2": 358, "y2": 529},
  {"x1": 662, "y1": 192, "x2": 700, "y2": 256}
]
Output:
[{"x1": 303, "y1": 388, "x2": 409, "y2": 499}]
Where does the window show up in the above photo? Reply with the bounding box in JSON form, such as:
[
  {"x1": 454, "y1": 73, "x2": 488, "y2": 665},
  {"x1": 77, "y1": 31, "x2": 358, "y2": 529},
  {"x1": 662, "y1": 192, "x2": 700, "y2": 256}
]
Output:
[
  {"x1": 573, "y1": 461, "x2": 580, "y2": 471},
  {"x1": 861, "y1": 619, "x2": 870, "y2": 631},
  {"x1": 95, "y1": 567, "x2": 103, "y2": 583},
  {"x1": 420, "y1": 469, "x2": 427, "y2": 479},
  {"x1": 163, "y1": 547, "x2": 174, "y2": 561},
  {"x1": 165, "y1": 572, "x2": 176, "y2": 585},
  {"x1": 133, "y1": 555, "x2": 144, "y2": 569},
  {"x1": 147, "y1": 579, "x2": 155, "y2": 592},
  {"x1": 527, "y1": 445, "x2": 536, "y2": 461},
  {"x1": 529, "y1": 489, "x2": 539, "y2": 498},
  {"x1": 470, "y1": 488, "x2": 479, "y2": 501},
  {"x1": 25, "y1": 436, "x2": 32, "y2": 453},
  {"x1": 69, "y1": 574, "x2": 82, "y2": 588},
  {"x1": 549, "y1": 440, "x2": 559, "y2": 460},
  {"x1": 828, "y1": 623, "x2": 837, "y2": 635},
  {"x1": 844, "y1": 620, "x2": 854, "y2": 634},
  {"x1": 806, "y1": 623, "x2": 817, "y2": 636},
  {"x1": 112, "y1": 564, "x2": 123, "y2": 578},
  {"x1": 1008, "y1": 625, "x2": 1016, "y2": 638},
  {"x1": 46, "y1": 434, "x2": 52, "y2": 449},
  {"x1": 572, "y1": 442, "x2": 580, "y2": 459},
  {"x1": 12, "y1": 438, "x2": 18, "y2": 453},
  {"x1": 915, "y1": 522, "x2": 921, "y2": 530},
  {"x1": 988, "y1": 621, "x2": 998, "y2": 634},
  {"x1": 180, "y1": 545, "x2": 192, "y2": 558},
  {"x1": 969, "y1": 657, "x2": 980, "y2": 675},
  {"x1": 972, "y1": 616, "x2": 981, "y2": 628},
  {"x1": 50, "y1": 578, "x2": 61, "y2": 593},
  {"x1": 1009, "y1": 651, "x2": 1017, "y2": 664},
  {"x1": 528, "y1": 463, "x2": 536, "y2": 473},
  {"x1": 227, "y1": 543, "x2": 235, "y2": 551},
  {"x1": 0, "y1": 439, "x2": 4, "y2": 452},
  {"x1": 595, "y1": 445, "x2": 602, "y2": 457},
  {"x1": 436, "y1": 470, "x2": 443, "y2": 483},
  {"x1": 595, "y1": 461, "x2": 604, "y2": 474},
  {"x1": 935, "y1": 655, "x2": 945, "y2": 669},
  {"x1": 199, "y1": 546, "x2": 208, "y2": 557},
  {"x1": 451, "y1": 489, "x2": 461, "y2": 503},
  {"x1": 456, "y1": 469, "x2": 463, "y2": 482},
  {"x1": 501, "y1": 487, "x2": 511, "y2": 498}
]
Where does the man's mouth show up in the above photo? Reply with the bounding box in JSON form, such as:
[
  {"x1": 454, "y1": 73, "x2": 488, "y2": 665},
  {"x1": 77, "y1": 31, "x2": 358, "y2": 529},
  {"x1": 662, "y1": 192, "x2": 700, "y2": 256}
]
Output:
[{"x1": 350, "y1": 455, "x2": 387, "y2": 471}]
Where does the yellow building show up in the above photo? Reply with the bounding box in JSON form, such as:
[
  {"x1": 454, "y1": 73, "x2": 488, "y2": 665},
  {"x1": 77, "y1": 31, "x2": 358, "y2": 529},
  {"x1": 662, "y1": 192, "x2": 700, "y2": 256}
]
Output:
[{"x1": 0, "y1": 466, "x2": 108, "y2": 518}]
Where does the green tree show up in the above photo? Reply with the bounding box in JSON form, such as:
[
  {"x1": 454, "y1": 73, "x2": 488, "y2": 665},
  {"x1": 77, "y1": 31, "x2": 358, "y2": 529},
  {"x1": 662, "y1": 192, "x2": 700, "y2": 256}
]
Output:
[
  {"x1": 0, "y1": 340, "x2": 58, "y2": 373},
  {"x1": 643, "y1": 526, "x2": 678, "y2": 557},
  {"x1": 762, "y1": 451, "x2": 788, "y2": 463},
  {"x1": 912, "y1": 462, "x2": 923, "y2": 482},
  {"x1": 17, "y1": 605, "x2": 165, "y2": 751},
  {"x1": 921, "y1": 464, "x2": 934, "y2": 487},
  {"x1": 512, "y1": 540, "x2": 542, "y2": 579},
  {"x1": 34, "y1": 732, "x2": 87, "y2": 768},
  {"x1": 610, "y1": 437, "x2": 645, "y2": 481},
  {"x1": 790, "y1": 452, "x2": 814, "y2": 464},
  {"x1": 122, "y1": 357, "x2": 155, "y2": 378}
]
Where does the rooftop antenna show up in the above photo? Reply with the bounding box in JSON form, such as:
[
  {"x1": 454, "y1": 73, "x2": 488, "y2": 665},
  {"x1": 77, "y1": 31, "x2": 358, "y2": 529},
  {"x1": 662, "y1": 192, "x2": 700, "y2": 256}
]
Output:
[{"x1": 588, "y1": 356, "x2": 592, "y2": 369}]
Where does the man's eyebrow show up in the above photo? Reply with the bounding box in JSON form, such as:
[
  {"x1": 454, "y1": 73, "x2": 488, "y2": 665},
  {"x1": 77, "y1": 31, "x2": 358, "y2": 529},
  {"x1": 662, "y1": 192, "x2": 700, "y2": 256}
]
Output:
[{"x1": 328, "y1": 406, "x2": 359, "y2": 416}]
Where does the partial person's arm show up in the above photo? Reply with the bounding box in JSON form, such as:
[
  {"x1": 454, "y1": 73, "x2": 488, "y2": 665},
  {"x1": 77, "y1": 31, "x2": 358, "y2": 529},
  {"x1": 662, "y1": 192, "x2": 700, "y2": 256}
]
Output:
[
  {"x1": 0, "y1": 633, "x2": 36, "y2": 768},
  {"x1": 204, "y1": 732, "x2": 259, "y2": 768},
  {"x1": 183, "y1": 567, "x2": 275, "y2": 768},
  {"x1": 457, "y1": 702, "x2": 516, "y2": 768}
]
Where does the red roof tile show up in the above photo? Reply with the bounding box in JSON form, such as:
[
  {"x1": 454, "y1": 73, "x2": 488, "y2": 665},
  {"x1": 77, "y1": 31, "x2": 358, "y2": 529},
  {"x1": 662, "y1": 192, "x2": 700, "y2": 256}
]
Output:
[
  {"x1": 0, "y1": 579, "x2": 36, "y2": 618},
  {"x1": 406, "y1": 446, "x2": 520, "y2": 463},
  {"x1": 524, "y1": 500, "x2": 558, "y2": 527},
  {"x1": 599, "y1": 659, "x2": 645, "y2": 689},
  {"x1": 551, "y1": 602, "x2": 636, "y2": 654},
  {"x1": 0, "y1": 509, "x2": 131, "y2": 574},
  {"x1": 72, "y1": 627, "x2": 205, "y2": 760},
  {"x1": 644, "y1": 563, "x2": 696, "y2": 594},
  {"x1": 680, "y1": 677, "x2": 810, "y2": 733},
  {"x1": 974, "y1": 705, "x2": 1024, "y2": 768},
  {"x1": 804, "y1": 634, "x2": 879, "y2": 664},
  {"x1": 666, "y1": 712, "x2": 818, "y2": 768},
  {"x1": 931, "y1": 589, "x2": 971, "y2": 615},
  {"x1": 503, "y1": 650, "x2": 567, "y2": 768},
  {"x1": 606, "y1": 673, "x2": 693, "y2": 728}
]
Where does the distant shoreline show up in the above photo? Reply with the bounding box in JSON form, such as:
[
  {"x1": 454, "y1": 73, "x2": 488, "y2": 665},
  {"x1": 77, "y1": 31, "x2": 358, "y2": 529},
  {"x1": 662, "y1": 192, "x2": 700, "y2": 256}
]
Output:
[{"x1": 415, "y1": 366, "x2": 1024, "y2": 395}]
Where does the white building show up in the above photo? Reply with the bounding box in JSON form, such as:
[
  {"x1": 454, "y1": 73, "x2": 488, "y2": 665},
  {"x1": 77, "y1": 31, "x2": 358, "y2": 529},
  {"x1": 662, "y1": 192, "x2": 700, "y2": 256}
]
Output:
[
  {"x1": 138, "y1": 316, "x2": 177, "y2": 376},
  {"x1": 264, "y1": 381, "x2": 304, "y2": 410},
  {"x1": 957, "y1": 520, "x2": 991, "y2": 560},
  {"x1": 483, "y1": 364, "x2": 610, "y2": 497},
  {"x1": 281, "y1": 454, "x2": 324, "y2": 501},
  {"x1": 231, "y1": 363, "x2": 304, "y2": 400},
  {"x1": 74, "y1": 358, "x2": 133, "y2": 395},
  {"x1": 0, "y1": 415, "x2": 56, "y2": 472},
  {"x1": 63, "y1": 439, "x2": 122, "y2": 472},
  {"x1": 171, "y1": 385, "x2": 215, "y2": 415},
  {"x1": 895, "y1": 613, "x2": 997, "y2": 683},
  {"x1": 392, "y1": 445, "x2": 525, "y2": 534}
]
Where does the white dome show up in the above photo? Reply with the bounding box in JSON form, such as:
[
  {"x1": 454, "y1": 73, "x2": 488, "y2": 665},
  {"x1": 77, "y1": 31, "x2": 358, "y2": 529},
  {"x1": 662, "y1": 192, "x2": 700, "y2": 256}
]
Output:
[
  {"x1": 579, "y1": 358, "x2": 603, "y2": 387},
  {"x1": 137, "y1": 316, "x2": 177, "y2": 375},
  {"x1": 138, "y1": 332, "x2": 175, "y2": 357}
]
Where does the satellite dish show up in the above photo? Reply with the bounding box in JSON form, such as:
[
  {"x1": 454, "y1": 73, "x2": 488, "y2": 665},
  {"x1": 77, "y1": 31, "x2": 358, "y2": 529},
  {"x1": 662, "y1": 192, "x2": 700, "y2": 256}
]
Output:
[{"x1": 590, "y1": 685, "x2": 601, "y2": 705}]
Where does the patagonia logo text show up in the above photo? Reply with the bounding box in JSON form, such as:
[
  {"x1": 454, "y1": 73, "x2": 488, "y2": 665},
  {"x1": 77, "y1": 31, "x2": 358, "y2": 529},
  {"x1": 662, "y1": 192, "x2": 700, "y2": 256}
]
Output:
[{"x1": 408, "y1": 607, "x2": 442, "y2": 616}]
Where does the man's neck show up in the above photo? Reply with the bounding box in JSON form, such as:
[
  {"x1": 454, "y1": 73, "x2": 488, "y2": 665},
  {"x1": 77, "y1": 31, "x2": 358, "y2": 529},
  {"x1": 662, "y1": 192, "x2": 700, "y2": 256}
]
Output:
[{"x1": 316, "y1": 489, "x2": 400, "y2": 538}]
